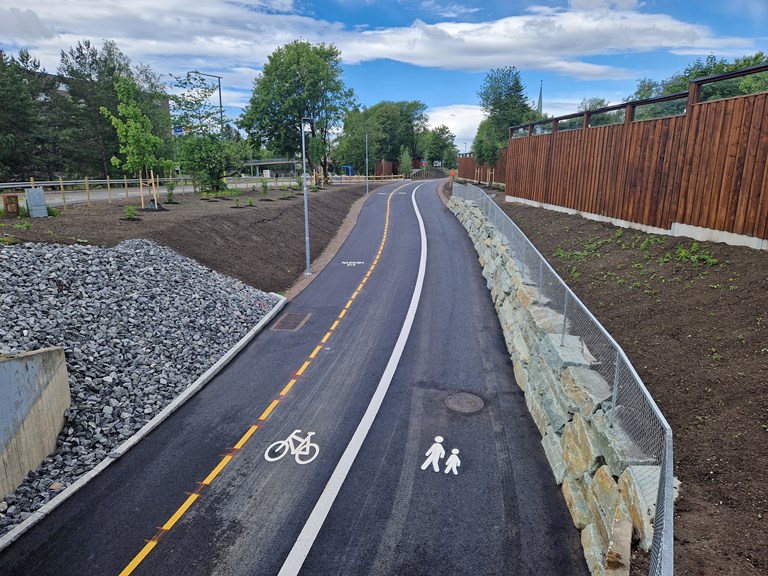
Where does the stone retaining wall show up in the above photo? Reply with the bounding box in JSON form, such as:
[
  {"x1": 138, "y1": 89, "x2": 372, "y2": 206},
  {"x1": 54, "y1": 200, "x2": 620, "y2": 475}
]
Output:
[
  {"x1": 0, "y1": 348, "x2": 70, "y2": 499},
  {"x1": 448, "y1": 197, "x2": 667, "y2": 576}
]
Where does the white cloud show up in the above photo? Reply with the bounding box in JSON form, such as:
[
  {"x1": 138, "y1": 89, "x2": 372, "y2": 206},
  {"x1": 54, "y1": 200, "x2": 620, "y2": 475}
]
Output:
[
  {"x1": 419, "y1": 1, "x2": 480, "y2": 18},
  {"x1": 427, "y1": 104, "x2": 485, "y2": 152},
  {"x1": 568, "y1": 0, "x2": 639, "y2": 10},
  {"x1": 0, "y1": 0, "x2": 760, "y2": 117},
  {"x1": 0, "y1": 8, "x2": 55, "y2": 41}
]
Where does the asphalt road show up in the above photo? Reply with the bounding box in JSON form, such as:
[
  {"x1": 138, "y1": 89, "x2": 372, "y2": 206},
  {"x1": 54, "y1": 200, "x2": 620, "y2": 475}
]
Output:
[{"x1": 0, "y1": 179, "x2": 588, "y2": 575}]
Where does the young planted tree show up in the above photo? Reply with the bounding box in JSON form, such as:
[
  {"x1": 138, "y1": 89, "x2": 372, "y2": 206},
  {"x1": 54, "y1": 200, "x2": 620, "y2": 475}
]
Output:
[
  {"x1": 399, "y1": 145, "x2": 413, "y2": 179},
  {"x1": 239, "y1": 40, "x2": 356, "y2": 180},
  {"x1": 100, "y1": 77, "x2": 163, "y2": 207},
  {"x1": 177, "y1": 135, "x2": 249, "y2": 194}
]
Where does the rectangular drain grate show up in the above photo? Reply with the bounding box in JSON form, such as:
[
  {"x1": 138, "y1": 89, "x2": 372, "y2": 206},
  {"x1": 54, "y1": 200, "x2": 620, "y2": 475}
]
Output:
[{"x1": 271, "y1": 312, "x2": 311, "y2": 332}]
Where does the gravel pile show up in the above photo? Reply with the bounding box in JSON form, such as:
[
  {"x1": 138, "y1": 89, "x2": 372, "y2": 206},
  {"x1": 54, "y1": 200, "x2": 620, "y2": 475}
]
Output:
[{"x1": 0, "y1": 239, "x2": 280, "y2": 535}]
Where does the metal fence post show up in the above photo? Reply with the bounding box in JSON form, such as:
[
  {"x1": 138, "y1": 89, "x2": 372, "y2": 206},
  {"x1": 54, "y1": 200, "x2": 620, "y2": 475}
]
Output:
[
  {"x1": 561, "y1": 291, "x2": 569, "y2": 346},
  {"x1": 611, "y1": 349, "x2": 620, "y2": 428}
]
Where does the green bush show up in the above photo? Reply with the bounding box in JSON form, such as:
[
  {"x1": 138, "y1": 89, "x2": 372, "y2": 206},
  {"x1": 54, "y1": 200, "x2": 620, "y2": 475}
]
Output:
[{"x1": 124, "y1": 205, "x2": 137, "y2": 219}]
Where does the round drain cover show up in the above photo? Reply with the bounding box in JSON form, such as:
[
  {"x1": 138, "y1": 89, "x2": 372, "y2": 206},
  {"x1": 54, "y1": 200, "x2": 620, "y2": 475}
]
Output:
[{"x1": 444, "y1": 392, "x2": 484, "y2": 414}]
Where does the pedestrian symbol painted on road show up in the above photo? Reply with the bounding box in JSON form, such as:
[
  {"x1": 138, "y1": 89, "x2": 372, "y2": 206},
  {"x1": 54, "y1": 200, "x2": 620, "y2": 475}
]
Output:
[
  {"x1": 419, "y1": 436, "x2": 462, "y2": 475},
  {"x1": 264, "y1": 430, "x2": 319, "y2": 464},
  {"x1": 444, "y1": 449, "x2": 461, "y2": 475},
  {"x1": 420, "y1": 436, "x2": 446, "y2": 472}
]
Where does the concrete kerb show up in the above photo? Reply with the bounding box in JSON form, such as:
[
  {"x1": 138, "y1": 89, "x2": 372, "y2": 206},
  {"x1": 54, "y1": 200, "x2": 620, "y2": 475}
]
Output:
[{"x1": 0, "y1": 293, "x2": 287, "y2": 553}]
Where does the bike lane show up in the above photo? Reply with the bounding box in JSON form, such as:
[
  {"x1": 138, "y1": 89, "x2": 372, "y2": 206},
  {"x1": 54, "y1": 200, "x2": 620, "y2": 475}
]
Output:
[
  {"x1": 117, "y1": 181, "x2": 427, "y2": 575},
  {"x1": 289, "y1": 181, "x2": 590, "y2": 575},
  {"x1": 0, "y1": 181, "x2": 423, "y2": 575}
]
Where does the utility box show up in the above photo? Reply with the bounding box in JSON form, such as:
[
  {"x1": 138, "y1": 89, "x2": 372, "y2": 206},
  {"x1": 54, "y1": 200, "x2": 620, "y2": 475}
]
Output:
[
  {"x1": 25, "y1": 187, "x2": 48, "y2": 218},
  {"x1": 2, "y1": 194, "x2": 19, "y2": 217}
]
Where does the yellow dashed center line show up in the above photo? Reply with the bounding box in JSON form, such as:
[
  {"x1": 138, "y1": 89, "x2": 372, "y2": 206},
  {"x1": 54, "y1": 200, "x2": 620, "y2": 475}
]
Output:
[
  {"x1": 201, "y1": 455, "x2": 232, "y2": 486},
  {"x1": 233, "y1": 425, "x2": 259, "y2": 449},
  {"x1": 119, "y1": 187, "x2": 401, "y2": 575},
  {"x1": 259, "y1": 399, "x2": 280, "y2": 421},
  {"x1": 162, "y1": 493, "x2": 200, "y2": 530}
]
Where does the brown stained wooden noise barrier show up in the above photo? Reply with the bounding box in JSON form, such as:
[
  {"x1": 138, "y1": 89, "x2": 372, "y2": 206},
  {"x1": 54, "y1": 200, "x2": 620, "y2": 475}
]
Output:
[{"x1": 459, "y1": 64, "x2": 768, "y2": 242}]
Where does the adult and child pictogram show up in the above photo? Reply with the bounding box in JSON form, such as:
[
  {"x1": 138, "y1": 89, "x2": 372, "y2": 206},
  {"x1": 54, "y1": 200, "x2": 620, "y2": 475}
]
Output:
[{"x1": 420, "y1": 436, "x2": 461, "y2": 475}]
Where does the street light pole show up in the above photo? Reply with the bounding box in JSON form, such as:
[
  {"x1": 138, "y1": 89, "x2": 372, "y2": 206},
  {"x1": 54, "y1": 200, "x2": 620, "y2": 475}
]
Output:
[
  {"x1": 365, "y1": 132, "x2": 369, "y2": 195},
  {"x1": 195, "y1": 71, "x2": 224, "y2": 133},
  {"x1": 301, "y1": 117, "x2": 312, "y2": 276}
]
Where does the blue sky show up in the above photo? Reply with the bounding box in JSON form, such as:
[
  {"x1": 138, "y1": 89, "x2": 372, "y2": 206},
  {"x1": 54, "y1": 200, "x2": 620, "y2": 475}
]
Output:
[{"x1": 1, "y1": 0, "x2": 766, "y2": 153}]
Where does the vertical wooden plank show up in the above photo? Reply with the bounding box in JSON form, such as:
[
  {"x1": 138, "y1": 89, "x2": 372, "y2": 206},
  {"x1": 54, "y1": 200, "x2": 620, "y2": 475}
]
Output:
[
  {"x1": 658, "y1": 117, "x2": 683, "y2": 229},
  {"x1": 735, "y1": 94, "x2": 768, "y2": 235},
  {"x1": 645, "y1": 119, "x2": 670, "y2": 227},
  {"x1": 716, "y1": 98, "x2": 747, "y2": 232},
  {"x1": 752, "y1": 155, "x2": 768, "y2": 239},
  {"x1": 703, "y1": 100, "x2": 733, "y2": 230},
  {"x1": 690, "y1": 101, "x2": 721, "y2": 227},
  {"x1": 676, "y1": 104, "x2": 703, "y2": 225}
]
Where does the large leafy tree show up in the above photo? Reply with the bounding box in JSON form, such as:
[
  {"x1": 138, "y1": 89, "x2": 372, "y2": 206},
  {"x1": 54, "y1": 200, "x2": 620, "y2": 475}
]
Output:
[
  {"x1": 239, "y1": 40, "x2": 356, "y2": 179},
  {"x1": 625, "y1": 52, "x2": 768, "y2": 120},
  {"x1": 334, "y1": 100, "x2": 428, "y2": 174},
  {"x1": 169, "y1": 71, "x2": 220, "y2": 135},
  {"x1": 477, "y1": 66, "x2": 535, "y2": 143},
  {"x1": 57, "y1": 40, "x2": 133, "y2": 177},
  {"x1": 425, "y1": 124, "x2": 457, "y2": 165}
]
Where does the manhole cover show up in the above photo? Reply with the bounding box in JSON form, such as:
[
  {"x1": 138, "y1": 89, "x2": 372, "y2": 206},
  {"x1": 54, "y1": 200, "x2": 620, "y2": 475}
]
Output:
[
  {"x1": 444, "y1": 392, "x2": 484, "y2": 414},
  {"x1": 271, "y1": 312, "x2": 311, "y2": 331}
]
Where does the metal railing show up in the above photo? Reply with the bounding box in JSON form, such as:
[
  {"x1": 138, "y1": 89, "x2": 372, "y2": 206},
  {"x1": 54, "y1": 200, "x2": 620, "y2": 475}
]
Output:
[{"x1": 453, "y1": 182, "x2": 674, "y2": 576}]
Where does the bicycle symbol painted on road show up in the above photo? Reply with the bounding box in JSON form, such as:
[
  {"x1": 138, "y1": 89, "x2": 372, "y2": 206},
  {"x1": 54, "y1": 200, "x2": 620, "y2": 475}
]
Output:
[{"x1": 264, "y1": 430, "x2": 320, "y2": 465}]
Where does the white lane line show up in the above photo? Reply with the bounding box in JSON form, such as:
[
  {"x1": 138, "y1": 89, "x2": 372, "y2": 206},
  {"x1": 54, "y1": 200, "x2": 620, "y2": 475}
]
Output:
[{"x1": 277, "y1": 183, "x2": 428, "y2": 576}]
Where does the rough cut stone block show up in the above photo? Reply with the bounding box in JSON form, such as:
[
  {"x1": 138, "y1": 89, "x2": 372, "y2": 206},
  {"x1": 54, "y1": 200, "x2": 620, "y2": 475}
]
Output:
[
  {"x1": 512, "y1": 328, "x2": 530, "y2": 364},
  {"x1": 605, "y1": 518, "x2": 632, "y2": 576},
  {"x1": 540, "y1": 333, "x2": 594, "y2": 374},
  {"x1": 618, "y1": 465, "x2": 659, "y2": 551},
  {"x1": 497, "y1": 266, "x2": 513, "y2": 295},
  {"x1": 585, "y1": 465, "x2": 631, "y2": 551},
  {"x1": 561, "y1": 367, "x2": 612, "y2": 418},
  {"x1": 529, "y1": 306, "x2": 567, "y2": 335},
  {"x1": 512, "y1": 360, "x2": 529, "y2": 392},
  {"x1": 541, "y1": 427, "x2": 568, "y2": 484},
  {"x1": 592, "y1": 411, "x2": 656, "y2": 477},
  {"x1": 525, "y1": 389, "x2": 550, "y2": 438},
  {"x1": 517, "y1": 284, "x2": 540, "y2": 308},
  {"x1": 562, "y1": 473, "x2": 592, "y2": 529},
  {"x1": 561, "y1": 412, "x2": 602, "y2": 477},
  {"x1": 581, "y1": 522, "x2": 606, "y2": 576}
]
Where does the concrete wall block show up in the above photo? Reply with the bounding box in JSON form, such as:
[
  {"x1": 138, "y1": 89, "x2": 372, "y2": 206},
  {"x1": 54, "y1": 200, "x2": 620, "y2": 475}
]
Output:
[
  {"x1": 561, "y1": 412, "x2": 602, "y2": 477},
  {"x1": 541, "y1": 426, "x2": 568, "y2": 484},
  {"x1": 562, "y1": 473, "x2": 592, "y2": 529},
  {"x1": 0, "y1": 348, "x2": 70, "y2": 498},
  {"x1": 591, "y1": 411, "x2": 656, "y2": 477},
  {"x1": 618, "y1": 465, "x2": 660, "y2": 552},
  {"x1": 581, "y1": 523, "x2": 607, "y2": 576},
  {"x1": 561, "y1": 367, "x2": 612, "y2": 418}
]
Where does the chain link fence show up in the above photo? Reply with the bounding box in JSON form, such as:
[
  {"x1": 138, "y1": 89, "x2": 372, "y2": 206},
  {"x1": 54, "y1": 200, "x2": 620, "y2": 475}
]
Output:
[{"x1": 453, "y1": 181, "x2": 674, "y2": 576}]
